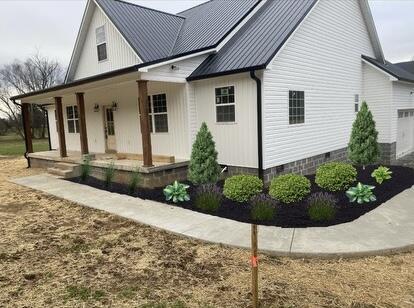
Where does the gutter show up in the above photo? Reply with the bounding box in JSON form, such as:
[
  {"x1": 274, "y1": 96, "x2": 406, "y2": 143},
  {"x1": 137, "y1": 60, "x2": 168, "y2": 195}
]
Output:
[{"x1": 249, "y1": 70, "x2": 264, "y2": 181}]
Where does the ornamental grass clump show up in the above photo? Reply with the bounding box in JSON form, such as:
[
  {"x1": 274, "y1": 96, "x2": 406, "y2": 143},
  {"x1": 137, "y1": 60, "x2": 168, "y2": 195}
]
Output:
[
  {"x1": 269, "y1": 173, "x2": 311, "y2": 204},
  {"x1": 250, "y1": 194, "x2": 278, "y2": 221},
  {"x1": 371, "y1": 166, "x2": 392, "y2": 184},
  {"x1": 163, "y1": 181, "x2": 190, "y2": 203},
  {"x1": 315, "y1": 162, "x2": 357, "y2": 192},
  {"x1": 128, "y1": 166, "x2": 141, "y2": 194},
  {"x1": 195, "y1": 184, "x2": 222, "y2": 213},
  {"x1": 307, "y1": 192, "x2": 337, "y2": 222},
  {"x1": 223, "y1": 175, "x2": 263, "y2": 202},
  {"x1": 80, "y1": 156, "x2": 91, "y2": 181},
  {"x1": 348, "y1": 101, "x2": 380, "y2": 169},
  {"x1": 104, "y1": 162, "x2": 116, "y2": 188},
  {"x1": 188, "y1": 122, "x2": 221, "y2": 185}
]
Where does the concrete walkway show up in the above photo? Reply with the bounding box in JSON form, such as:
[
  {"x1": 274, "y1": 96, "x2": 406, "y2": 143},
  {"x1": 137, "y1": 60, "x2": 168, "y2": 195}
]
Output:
[{"x1": 11, "y1": 174, "x2": 414, "y2": 258}]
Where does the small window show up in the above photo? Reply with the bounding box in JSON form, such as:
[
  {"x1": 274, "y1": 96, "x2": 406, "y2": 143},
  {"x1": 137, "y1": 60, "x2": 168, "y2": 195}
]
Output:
[
  {"x1": 354, "y1": 94, "x2": 359, "y2": 112},
  {"x1": 66, "y1": 106, "x2": 79, "y2": 133},
  {"x1": 96, "y1": 26, "x2": 107, "y2": 61},
  {"x1": 355, "y1": 104, "x2": 359, "y2": 113},
  {"x1": 140, "y1": 94, "x2": 168, "y2": 133},
  {"x1": 289, "y1": 90, "x2": 305, "y2": 124},
  {"x1": 398, "y1": 111, "x2": 404, "y2": 118},
  {"x1": 215, "y1": 86, "x2": 235, "y2": 123}
]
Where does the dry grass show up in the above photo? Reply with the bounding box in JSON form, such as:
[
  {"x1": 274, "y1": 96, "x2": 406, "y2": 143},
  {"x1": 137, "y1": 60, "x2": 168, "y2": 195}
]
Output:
[{"x1": 0, "y1": 157, "x2": 413, "y2": 307}]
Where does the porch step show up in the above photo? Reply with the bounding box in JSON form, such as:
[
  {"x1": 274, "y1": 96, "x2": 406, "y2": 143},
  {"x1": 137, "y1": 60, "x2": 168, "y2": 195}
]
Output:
[{"x1": 47, "y1": 162, "x2": 80, "y2": 178}]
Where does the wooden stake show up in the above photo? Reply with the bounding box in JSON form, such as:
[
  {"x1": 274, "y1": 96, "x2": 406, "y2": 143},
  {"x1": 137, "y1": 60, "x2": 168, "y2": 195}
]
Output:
[{"x1": 251, "y1": 224, "x2": 258, "y2": 308}]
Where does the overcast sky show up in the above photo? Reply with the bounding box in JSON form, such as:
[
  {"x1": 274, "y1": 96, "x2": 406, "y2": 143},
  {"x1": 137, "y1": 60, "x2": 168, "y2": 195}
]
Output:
[{"x1": 0, "y1": 0, "x2": 413, "y2": 68}]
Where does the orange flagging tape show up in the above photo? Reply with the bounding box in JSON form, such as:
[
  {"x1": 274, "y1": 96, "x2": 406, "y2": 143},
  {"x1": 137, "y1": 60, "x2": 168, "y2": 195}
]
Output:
[{"x1": 251, "y1": 256, "x2": 258, "y2": 268}]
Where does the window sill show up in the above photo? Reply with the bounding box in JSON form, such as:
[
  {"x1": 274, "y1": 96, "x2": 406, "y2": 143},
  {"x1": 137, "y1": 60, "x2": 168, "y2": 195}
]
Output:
[{"x1": 215, "y1": 122, "x2": 237, "y2": 125}]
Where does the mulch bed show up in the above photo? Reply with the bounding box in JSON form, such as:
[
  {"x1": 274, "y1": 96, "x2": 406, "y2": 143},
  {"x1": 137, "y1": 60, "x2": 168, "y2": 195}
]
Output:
[{"x1": 67, "y1": 165, "x2": 414, "y2": 228}]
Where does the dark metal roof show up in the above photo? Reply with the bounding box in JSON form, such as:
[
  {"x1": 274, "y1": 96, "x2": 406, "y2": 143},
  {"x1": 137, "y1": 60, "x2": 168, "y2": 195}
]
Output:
[
  {"x1": 395, "y1": 60, "x2": 414, "y2": 75},
  {"x1": 97, "y1": 0, "x2": 260, "y2": 62},
  {"x1": 362, "y1": 55, "x2": 414, "y2": 83},
  {"x1": 173, "y1": 0, "x2": 259, "y2": 55},
  {"x1": 97, "y1": 0, "x2": 184, "y2": 62},
  {"x1": 188, "y1": 0, "x2": 317, "y2": 80}
]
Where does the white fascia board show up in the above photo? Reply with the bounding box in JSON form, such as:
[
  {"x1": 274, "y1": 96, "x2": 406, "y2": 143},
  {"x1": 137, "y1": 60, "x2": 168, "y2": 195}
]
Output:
[
  {"x1": 265, "y1": 0, "x2": 320, "y2": 70},
  {"x1": 215, "y1": 0, "x2": 268, "y2": 52},
  {"x1": 138, "y1": 48, "x2": 215, "y2": 72},
  {"x1": 65, "y1": 0, "x2": 93, "y2": 83},
  {"x1": 93, "y1": 0, "x2": 143, "y2": 63},
  {"x1": 362, "y1": 59, "x2": 398, "y2": 81}
]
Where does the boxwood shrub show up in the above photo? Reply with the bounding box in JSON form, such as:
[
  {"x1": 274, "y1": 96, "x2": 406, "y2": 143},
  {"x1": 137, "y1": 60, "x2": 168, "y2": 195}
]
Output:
[
  {"x1": 223, "y1": 175, "x2": 263, "y2": 202},
  {"x1": 269, "y1": 173, "x2": 311, "y2": 204},
  {"x1": 315, "y1": 162, "x2": 357, "y2": 192}
]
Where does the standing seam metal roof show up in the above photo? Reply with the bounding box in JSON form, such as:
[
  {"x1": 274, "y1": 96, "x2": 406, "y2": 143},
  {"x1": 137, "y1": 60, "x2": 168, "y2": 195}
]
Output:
[
  {"x1": 362, "y1": 55, "x2": 414, "y2": 83},
  {"x1": 188, "y1": 0, "x2": 317, "y2": 80}
]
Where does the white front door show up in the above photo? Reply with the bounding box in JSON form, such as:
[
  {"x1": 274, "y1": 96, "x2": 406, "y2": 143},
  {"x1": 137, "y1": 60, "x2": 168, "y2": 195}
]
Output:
[
  {"x1": 104, "y1": 106, "x2": 116, "y2": 152},
  {"x1": 397, "y1": 110, "x2": 414, "y2": 158}
]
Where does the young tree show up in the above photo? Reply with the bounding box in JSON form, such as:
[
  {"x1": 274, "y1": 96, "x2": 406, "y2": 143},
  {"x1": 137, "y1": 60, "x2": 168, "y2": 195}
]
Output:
[
  {"x1": 0, "y1": 53, "x2": 64, "y2": 139},
  {"x1": 348, "y1": 101, "x2": 380, "y2": 169},
  {"x1": 188, "y1": 122, "x2": 221, "y2": 184}
]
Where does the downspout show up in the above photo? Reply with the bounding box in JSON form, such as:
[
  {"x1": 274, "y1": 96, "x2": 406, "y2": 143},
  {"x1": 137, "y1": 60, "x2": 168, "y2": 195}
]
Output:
[
  {"x1": 250, "y1": 71, "x2": 264, "y2": 181},
  {"x1": 39, "y1": 105, "x2": 52, "y2": 151},
  {"x1": 12, "y1": 99, "x2": 30, "y2": 168}
]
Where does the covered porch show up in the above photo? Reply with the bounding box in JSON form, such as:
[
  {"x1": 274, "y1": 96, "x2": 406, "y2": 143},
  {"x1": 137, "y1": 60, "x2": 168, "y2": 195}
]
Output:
[{"x1": 13, "y1": 69, "x2": 192, "y2": 187}]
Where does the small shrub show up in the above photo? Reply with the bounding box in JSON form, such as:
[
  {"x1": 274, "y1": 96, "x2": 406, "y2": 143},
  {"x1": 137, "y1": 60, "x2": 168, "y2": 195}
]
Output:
[
  {"x1": 128, "y1": 167, "x2": 141, "y2": 194},
  {"x1": 346, "y1": 182, "x2": 376, "y2": 204},
  {"x1": 104, "y1": 162, "x2": 116, "y2": 188},
  {"x1": 307, "y1": 192, "x2": 337, "y2": 222},
  {"x1": 80, "y1": 157, "x2": 91, "y2": 181},
  {"x1": 315, "y1": 162, "x2": 357, "y2": 192},
  {"x1": 223, "y1": 175, "x2": 263, "y2": 202},
  {"x1": 371, "y1": 166, "x2": 392, "y2": 184},
  {"x1": 195, "y1": 184, "x2": 222, "y2": 212},
  {"x1": 163, "y1": 181, "x2": 190, "y2": 203},
  {"x1": 269, "y1": 174, "x2": 311, "y2": 204},
  {"x1": 250, "y1": 194, "x2": 277, "y2": 221}
]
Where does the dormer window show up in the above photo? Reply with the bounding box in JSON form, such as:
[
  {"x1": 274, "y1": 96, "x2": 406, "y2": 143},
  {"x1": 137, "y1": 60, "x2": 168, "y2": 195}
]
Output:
[{"x1": 96, "y1": 25, "x2": 107, "y2": 62}]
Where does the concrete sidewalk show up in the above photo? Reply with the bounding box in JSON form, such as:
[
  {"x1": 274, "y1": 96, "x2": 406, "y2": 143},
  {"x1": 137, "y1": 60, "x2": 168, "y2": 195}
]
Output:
[{"x1": 11, "y1": 174, "x2": 414, "y2": 258}]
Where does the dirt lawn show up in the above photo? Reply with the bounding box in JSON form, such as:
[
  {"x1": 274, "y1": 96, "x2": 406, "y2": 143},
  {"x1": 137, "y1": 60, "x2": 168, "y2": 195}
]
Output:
[{"x1": 0, "y1": 157, "x2": 413, "y2": 308}]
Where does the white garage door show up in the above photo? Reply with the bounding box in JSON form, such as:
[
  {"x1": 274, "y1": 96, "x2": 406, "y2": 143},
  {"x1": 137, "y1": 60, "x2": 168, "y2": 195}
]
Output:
[{"x1": 397, "y1": 110, "x2": 414, "y2": 158}]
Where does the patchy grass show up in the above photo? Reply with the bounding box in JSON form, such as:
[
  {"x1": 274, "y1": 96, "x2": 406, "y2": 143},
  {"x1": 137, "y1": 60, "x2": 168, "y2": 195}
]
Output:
[
  {"x1": 0, "y1": 158, "x2": 414, "y2": 307},
  {"x1": 0, "y1": 134, "x2": 48, "y2": 156}
]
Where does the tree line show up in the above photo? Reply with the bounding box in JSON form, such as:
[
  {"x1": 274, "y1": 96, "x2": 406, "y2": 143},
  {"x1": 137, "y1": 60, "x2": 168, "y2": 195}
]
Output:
[{"x1": 0, "y1": 53, "x2": 64, "y2": 139}]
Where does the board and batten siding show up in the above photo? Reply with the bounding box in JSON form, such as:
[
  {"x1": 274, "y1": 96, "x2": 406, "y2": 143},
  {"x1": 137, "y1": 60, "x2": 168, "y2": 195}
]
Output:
[
  {"x1": 193, "y1": 73, "x2": 258, "y2": 168},
  {"x1": 46, "y1": 81, "x2": 190, "y2": 160},
  {"x1": 262, "y1": 0, "x2": 376, "y2": 169},
  {"x1": 73, "y1": 4, "x2": 141, "y2": 81},
  {"x1": 362, "y1": 62, "x2": 393, "y2": 143},
  {"x1": 46, "y1": 107, "x2": 59, "y2": 150},
  {"x1": 391, "y1": 81, "x2": 414, "y2": 142}
]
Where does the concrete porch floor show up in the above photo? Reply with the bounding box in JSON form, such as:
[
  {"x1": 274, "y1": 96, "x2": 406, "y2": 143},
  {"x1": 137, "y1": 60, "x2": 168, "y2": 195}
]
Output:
[{"x1": 29, "y1": 150, "x2": 188, "y2": 173}]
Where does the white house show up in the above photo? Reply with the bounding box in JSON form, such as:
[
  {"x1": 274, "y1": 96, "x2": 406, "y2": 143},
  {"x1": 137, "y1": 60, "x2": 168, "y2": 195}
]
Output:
[{"x1": 12, "y1": 0, "x2": 414, "y2": 186}]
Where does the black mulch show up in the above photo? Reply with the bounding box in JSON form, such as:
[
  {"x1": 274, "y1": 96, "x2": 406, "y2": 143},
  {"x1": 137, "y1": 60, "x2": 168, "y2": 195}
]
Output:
[{"x1": 66, "y1": 165, "x2": 414, "y2": 228}]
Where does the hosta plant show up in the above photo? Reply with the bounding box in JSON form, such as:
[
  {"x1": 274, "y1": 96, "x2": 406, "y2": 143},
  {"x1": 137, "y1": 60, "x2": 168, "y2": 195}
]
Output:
[
  {"x1": 371, "y1": 166, "x2": 392, "y2": 184},
  {"x1": 163, "y1": 181, "x2": 190, "y2": 203},
  {"x1": 346, "y1": 182, "x2": 376, "y2": 204}
]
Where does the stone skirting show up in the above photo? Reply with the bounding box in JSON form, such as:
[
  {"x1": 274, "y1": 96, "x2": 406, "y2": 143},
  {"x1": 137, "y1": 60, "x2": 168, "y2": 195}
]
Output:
[
  {"x1": 379, "y1": 142, "x2": 397, "y2": 165},
  {"x1": 29, "y1": 157, "x2": 188, "y2": 188}
]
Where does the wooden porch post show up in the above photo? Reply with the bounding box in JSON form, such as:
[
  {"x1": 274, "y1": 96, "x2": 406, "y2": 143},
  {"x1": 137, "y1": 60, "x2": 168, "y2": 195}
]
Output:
[
  {"x1": 76, "y1": 92, "x2": 89, "y2": 155},
  {"x1": 54, "y1": 97, "x2": 67, "y2": 158},
  {"x1": 21, "y1": 103, "x2": 33, "y2": 154},
  {"x1": 137, "y1": 80, "x2": 153, "y2": 167}
]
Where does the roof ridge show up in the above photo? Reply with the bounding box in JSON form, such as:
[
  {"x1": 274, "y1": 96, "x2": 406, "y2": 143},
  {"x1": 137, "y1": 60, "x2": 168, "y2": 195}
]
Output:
[
  {"x1": 110, "y1": 0, "x2": 185, "y2": 19},
  {"x1": 177, "y1": 0, "x2": 212, "y2": 15}
]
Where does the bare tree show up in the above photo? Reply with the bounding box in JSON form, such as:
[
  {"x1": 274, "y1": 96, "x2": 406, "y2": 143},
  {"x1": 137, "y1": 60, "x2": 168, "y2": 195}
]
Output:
[{"x1": 0, "y1": 53, "x2": 64, "y2": 139}]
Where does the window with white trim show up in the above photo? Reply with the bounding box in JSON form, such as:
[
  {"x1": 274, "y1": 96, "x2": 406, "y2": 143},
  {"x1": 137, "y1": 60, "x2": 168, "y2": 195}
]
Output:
[
  {"x1": 140, "y1": 94, "x2": 168, "y2": 133},
  {"x1": 289, "y1": 90, "x2": 305, "y2": 124},
  {"x1": 96, "y1": 25, "x2": 107, "y2": 62},
  {"x1": 215, "y1": 86, "x2": 235, "y2": 123},
  {"x1": 66, "y1": 106, "x2": 79, "y2": 133}
]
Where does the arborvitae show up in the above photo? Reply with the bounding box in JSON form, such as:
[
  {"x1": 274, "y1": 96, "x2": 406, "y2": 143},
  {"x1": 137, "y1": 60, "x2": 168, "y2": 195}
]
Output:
[
  {"x1": 348, "y1": 101, "x2": 380, "y2": 168},
  {"x1": 188, "y1": 122, "x2": 221, "y2": 184}
]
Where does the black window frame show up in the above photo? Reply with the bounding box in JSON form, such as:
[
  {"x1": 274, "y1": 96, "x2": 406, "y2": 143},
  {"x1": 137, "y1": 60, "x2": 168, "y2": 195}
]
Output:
[
  {"x1": 289, "y1": 90, "x2": 305, "y2": 125},
  {"x1": 215, "y1": 86, "x2": 235, "y2": 123}
]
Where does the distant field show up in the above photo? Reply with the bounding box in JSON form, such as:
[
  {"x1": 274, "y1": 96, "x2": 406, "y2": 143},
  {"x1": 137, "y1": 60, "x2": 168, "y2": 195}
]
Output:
[{"x1": 0, "y1": 134, "x2": 49, "y2": 156}]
